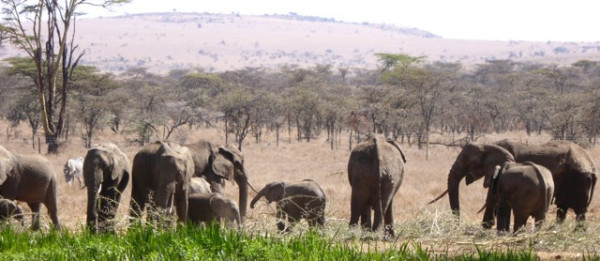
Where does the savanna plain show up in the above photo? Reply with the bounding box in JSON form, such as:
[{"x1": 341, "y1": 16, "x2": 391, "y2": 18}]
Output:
[{"x1": 2, "y1": 121, "x2": 600, "y2": 260}]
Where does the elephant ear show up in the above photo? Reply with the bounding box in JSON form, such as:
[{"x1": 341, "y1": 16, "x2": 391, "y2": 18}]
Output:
[
  {"x1": 481, "y1": 144, "x2": 514, "y2": 188},
  {"x1": 220, "y1": 145, "x2": 244, "y2": 169},
  {"x1": 0, "y1": 146, "x2": 16, "y2": 185},
  {"x1": 211, "y1": 151, "x2": 235, "y2": 181}
]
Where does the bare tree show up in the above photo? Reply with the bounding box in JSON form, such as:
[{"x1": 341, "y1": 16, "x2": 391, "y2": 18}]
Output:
[{"x1": 0, "y1": 0, "x2": 129, "y2": 153}]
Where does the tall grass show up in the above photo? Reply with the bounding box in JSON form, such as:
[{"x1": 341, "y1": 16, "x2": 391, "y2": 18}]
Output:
[{"x1": 0, "y1": 224, "x2": 540, "y2": 260}]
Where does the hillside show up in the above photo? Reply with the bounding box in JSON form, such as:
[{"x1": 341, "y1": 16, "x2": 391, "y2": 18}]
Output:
[{"x1": 1, "y1": 12, "x2": 599, "y2": 73}]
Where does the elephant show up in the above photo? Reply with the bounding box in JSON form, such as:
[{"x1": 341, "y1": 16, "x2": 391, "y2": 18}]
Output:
[
  {"x1": 130, "y1": 141, "x2": 194, "y2": 224},
  {"x1": 187, "y1": 192, "x2": 241, "y2": 229},
  {"x1": 0, "y1": 150, "x2": 61, "y2": 230},
  {"x1": 0, "y1": 198, "x2": 24, "y2": 225},
  {"x1": 186, "y1": 140, "x2": 250, "y2": 222},
  {"x1": 83, "y1": 142, "x2": 130, "y2": 232},
  {"x1": 347, "y1": 136, "x2": 407, "y2": 236},
  {"x1": 483, "y1": 162, "x2": 554, "y2": 233},
  {"x1": 494, "y1": 139, "x2": 597, "y2": 223},
  {"x1": 427, "y1": 142, "x2": 515, "y2": 220},
  {"x1": 250, "y1": 179, "x2": 326, "y2": 232},
  {"x1": 189, "y1": 177, "x2": 212, "y2": 194}
]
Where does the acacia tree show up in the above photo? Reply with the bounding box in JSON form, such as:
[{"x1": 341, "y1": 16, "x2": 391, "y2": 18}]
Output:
[
  {"x1": 0, "y1": 0, "x2": 129, "y2": 153},
  {"x1": 70, "y1": 66, "x2": 118, "y2": 148}
]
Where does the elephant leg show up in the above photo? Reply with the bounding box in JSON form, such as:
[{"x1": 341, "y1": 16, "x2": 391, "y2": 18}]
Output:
[
  {"x1": 129, "y1": 184, "x2": 147, "y2": 221},
  {"x1": 574, "y1": 208, "x2": 587, "y2": 231},
  {"x1": 496, "y1": 200, "x2": 510, "y2": 234},
  {"x1": 275, "y1": 206, "x2": 286, "y2": 231},
  {"x1": 384, "y1": 198, "x2": 395, "y2": 237},
  {"x1": 555, "y1": 206, "x2": 567, "y2": 222},
  {"x1": 44, "y1": 196, "x2": 61, "y2": 230},
  {"x1": 27, "y1": 202, "x2": 41, "y2": 230},
  {"x1": 533, "y1": 212, "x2": 546, "y2": 231},
  {"x1": 349, "y1": 185, "x2": 370, "y2": 228},
  {"x1": 371, "y1": 191, "x2": 384, "y2": 232},
  {"x1": 512, "y1": 212, "x2": 529, "y2": 234},
  {"x1": 360, "y1": 205, "x2": 372, "y2": 229},
  {"x1": 481, "y1": 188, "x2": 496, "y2": 229}
]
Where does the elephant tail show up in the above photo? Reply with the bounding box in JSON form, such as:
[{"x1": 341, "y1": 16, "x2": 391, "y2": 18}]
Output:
[
  {"x1": 386, "y1": 138, "x2": 407, "y2": 163},
  {"x1": 427, "y1": 189, "x2": 447, "y2": 204},
  {"x1": 587, "y1": 172, "x2": 597, "y2": 208}
]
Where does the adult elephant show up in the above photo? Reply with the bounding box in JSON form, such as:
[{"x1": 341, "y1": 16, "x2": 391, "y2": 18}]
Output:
[
  {"x1": 83, "y1": 142, "x2": 130, "y2": 232},
  {"x1": 347, "y1": 136, "x2": 407, "y2": 236},
  {"x1": 494, "y1": 139, "x2": 597, "y2": 222},
  {"x1": 0, "y1": 146, "x2": 61, "y2": 230},
  {"x1": 186, "y1": 140, "x2": 250, "y2": 221},
  {"x1": 428, "y1": 142, "x2": 515, "y2": 219},
  {"x1": 130, "y1": 141, "x2": 194, "y2": 223}
]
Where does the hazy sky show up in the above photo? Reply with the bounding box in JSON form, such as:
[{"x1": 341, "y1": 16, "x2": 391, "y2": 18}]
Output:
[{"x1": 83, "y1": 0, "x2": 600, "y2": 42}]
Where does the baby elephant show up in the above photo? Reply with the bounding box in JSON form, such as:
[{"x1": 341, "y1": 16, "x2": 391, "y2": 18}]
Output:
[
  {"x1": 0, "y1": 198, "x2": 24, "y2": 225},
  {"x1": 484, "y1": 161, "x2": 554, "y2": 233},
  {"x1": 187, "y1": 193, "x2": 241, "y2": 229},
  {"x1": 250, "y1": 179, "x2": 326, "y2": 231}
]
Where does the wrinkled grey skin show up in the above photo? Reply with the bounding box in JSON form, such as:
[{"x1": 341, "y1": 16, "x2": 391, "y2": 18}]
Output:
[
  {"x1": 495, "y1": 139, "x2": 597, "y2": 223},
  {"x1": 187, "y1": 192, "x2": 241, "y2": 229},
  {"x1": 189, "y1": 177, "x2": 212, "y2": 195},
  {"x1": 428, "y1": 142, "x2": 515, "y2": 222},
  {"x1": 347, "y1": 136, "x2": 407, "y2": 237},
  {"x1": 0, "y1": 148, "x2": 60, "y2": 230},
  {"x1": 0, "y1": 198, "x2": 24, "y2": 225},
  {"x1": 130, "y1": 141, "x2": 194, "y2": 223},
  {"x1": 186, "y1": 140, "x2": 249, "y2": 222},
  {"x1": 484, "y1": 162, "x2": 554, "y2": 233},
  {"x1": 250, "y1": 179, "x2": 326, "y2": 232},
  {"x1": 83, "y1": 142, "x2": 130, "y2": 232}
]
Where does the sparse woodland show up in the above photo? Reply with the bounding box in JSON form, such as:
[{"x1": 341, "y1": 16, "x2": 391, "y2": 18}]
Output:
[{"x1": 2, "y1": 56, "x2": 599, "y2": 152}]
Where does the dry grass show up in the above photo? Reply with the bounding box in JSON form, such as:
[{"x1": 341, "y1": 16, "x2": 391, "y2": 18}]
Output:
[{"x1": 3, "y1": 122, "x2": 600, "y2": 257}]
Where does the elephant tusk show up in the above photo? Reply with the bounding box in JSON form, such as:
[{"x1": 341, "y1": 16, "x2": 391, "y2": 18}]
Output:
[{"x1": 427, "y1": 189, "x2": 448, "y2": 204}]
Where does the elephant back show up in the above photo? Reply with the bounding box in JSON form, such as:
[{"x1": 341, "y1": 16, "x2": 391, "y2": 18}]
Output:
[
  {"x1": 185, "y1": 140, "x2": 214, "y2": 177},
  {"x1": 348, "y1": 139, "x2": 378, "y2": 186},
  {"x1": 296, "y1": 179, "x2": 327, "y2": 199}
]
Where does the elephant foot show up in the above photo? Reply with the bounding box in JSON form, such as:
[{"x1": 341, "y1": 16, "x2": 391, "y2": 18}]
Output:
[
  {"x1": 277, "y1": 221, "x2": 291, "y2": 233},
  {"x1": 574, "y1": 221, "x2": 586, "y2": 232},
  {"x1": 384, "y1": 225, "x2": 395, "y2": 240},
  {"x1": 481, "y1": 221, "x2": 494, "y2": 229}
]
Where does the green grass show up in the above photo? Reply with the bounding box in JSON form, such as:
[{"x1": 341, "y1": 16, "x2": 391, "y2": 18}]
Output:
[{"x1": 0, "y1": 224, "x2": 538, "y2": 260}]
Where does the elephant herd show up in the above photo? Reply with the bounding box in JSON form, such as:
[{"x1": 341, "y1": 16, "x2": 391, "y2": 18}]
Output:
[{"x1": 0, "y1": 137, "x2": 597, "y2": 236}]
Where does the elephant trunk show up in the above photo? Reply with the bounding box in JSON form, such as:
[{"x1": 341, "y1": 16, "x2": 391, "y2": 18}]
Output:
[
  {"x1": 447, "y1": 162, "x2": 465, "y2": 216},
  {"x1": 156, "y1": 183, "x2": 176, "y2": 217},
  {"x1": 235, "y1": 174, "x2": 249, "y2": 221},
  {"x1": 250, "y1": 185, "x2": 269, "y2": 209},
  {"x1": 84, "y1": 164, "x2": 103, "y2": 232},
  {"x1": 86, "y1": 183, "x2": 100, "y2": 231}
]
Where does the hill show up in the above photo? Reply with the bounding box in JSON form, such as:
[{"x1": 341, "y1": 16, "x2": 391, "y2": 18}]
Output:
[{"x1": 1, "y1": 12, "x2": 599, "y2": 73}]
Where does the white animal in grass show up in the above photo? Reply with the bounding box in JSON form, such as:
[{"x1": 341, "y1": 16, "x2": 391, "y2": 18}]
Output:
[{"x1": 64, "y1": 157, "x2": 84, "y2": 187}]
